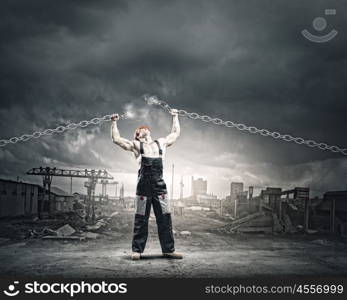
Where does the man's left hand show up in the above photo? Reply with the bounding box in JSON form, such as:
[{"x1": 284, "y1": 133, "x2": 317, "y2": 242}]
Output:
[{"x1": 170, "y1": 108, "x2": 178, "y2": 116}]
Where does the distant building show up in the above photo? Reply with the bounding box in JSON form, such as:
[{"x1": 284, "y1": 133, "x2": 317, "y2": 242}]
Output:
[
  {"x1": 261, "y1": 187, "x2": 282, "y2": 197},
  {"x1": 50, "y1": 186, "x2": 74, "y2": 213},
  {"x1": 73, "y1": 192, "x2": 86, "y2": 204},
  {"x1": 317, "y1": 191, "x2": 347, "y2": 213},
  {"x1": 230, "y1": 182, "x2": 244, "y2": 200},
  {"x1": 196, "y1": 194, "x2": 218, "y2": 207},
  {"x1": 236, "y1": 191, "x2": 248, "y2": 203},
  {"x1": 72, "y1": 193, "x2": 85, "y2": 215},
  {"x1": 249, "y1": 186, "x2": 254, "y2": 200},
  {"x1": 0, "y1": 178, "x2": 39, "y2": 217},
  {"x1": 191, "y1": 176, "x2": 207, "y2": 196},
  {"x1": 314, "y1": 191, "x2": 347, "y2": 235},
  {"x1": 0, "y1": 178, "x2": 79, "y2": 218},
  {"x1": 260, "y1": 187, "x2": 282, "y2": 206}
]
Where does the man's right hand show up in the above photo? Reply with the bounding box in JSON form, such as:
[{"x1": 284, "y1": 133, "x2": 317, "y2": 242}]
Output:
[{"x1": 111, "y1": 113, "x2": 120, "y2": 121}]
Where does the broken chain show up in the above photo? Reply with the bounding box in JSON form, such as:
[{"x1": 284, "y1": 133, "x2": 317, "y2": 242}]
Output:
[
  {"x1": 0, "y1": 114, "x2": 128, "y2": 147},
  {"x1": 144, "y1": 95, "x2": 347, "y2": 156},
  {"x1": 1, "y1": 94, "x2": 346, "y2": 156}
]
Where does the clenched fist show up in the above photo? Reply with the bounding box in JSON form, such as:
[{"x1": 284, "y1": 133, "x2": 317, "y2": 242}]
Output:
[
  {"x1": 111, "y1": 113, "x2": 120, "y2": 121},
  {"x1": 170, "y1": 109, "x2": 178, "y2": 116}
]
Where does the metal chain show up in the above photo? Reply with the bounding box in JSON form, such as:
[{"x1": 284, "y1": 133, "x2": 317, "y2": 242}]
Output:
[
  {"x1": 143, "y1": 95, "x2": 347, "y2": 156},
  {"x1": 1, "y1": 94, "x2": 347, "y2": 156},
  {"x1": 0, "y1": 113, "x2": 128, "y2": 147}
]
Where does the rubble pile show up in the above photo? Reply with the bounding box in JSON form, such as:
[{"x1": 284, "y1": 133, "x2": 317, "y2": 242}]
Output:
[
  {"x1": 0, "y1": 210, "x2": 134, "y2": 242},
  {"x1": 0, "y1": 212, "x2": 83, "y2": 240},
  {"x1": 211, "y1": 209, "x2": 303, "y2": 235},
  {"x1": 179, "y1": 230, "x2": 191, "y2": 237}
]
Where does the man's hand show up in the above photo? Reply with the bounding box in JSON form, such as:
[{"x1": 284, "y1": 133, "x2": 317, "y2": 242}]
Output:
[
  {"x1": 170, "y1": 109, "x2": 178, "y2": 116},
  {"x1": 161, "y1": 108, "x2": 180, "y2": 147},
  {"x1": 111, "y1": 114, "x2": 135, "y2": 152},
  {"x1": 111, "y1": 113, "x2": 120, "y2": 121}
]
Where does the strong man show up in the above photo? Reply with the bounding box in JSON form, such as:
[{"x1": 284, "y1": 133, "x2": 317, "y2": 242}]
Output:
[{"x1": 111, "y1": 109, "x2": 183, "y2": 260}]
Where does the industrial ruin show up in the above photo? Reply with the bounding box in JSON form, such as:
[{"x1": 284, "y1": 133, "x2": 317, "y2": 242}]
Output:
[
  {"x1": 0, "y1": 166, "x2": 347, "y2": 277},
  {"x1": 1, "y1": 167, "x2": 347, "y2": 236}
]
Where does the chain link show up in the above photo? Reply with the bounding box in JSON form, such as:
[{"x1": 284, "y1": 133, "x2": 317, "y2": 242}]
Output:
[
  {"x1": 143, "y1": 95, "x2": 347, "y2": 156},
  {"x1": 176, "y1": 109, "x2": 347, "y2": 155},
  {"x1": 0, "y1": 113, "x2": 127, "y2": 147},
  {"x1": 1, "y1": 94, "x2": 347, "y2": 156}
]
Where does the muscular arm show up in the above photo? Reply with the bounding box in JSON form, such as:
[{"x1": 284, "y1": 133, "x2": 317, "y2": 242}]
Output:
[
  {"x1": 111, "y1": 116, "x2": 135, "y2": 152},
  {"x1": 162, "y1": 109, "x2": 180, "y2": 147}
]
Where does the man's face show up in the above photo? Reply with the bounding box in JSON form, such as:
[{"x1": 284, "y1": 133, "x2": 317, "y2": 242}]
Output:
[{"x1": 137, "y1": 128, "x2": 151, "y2": 139}]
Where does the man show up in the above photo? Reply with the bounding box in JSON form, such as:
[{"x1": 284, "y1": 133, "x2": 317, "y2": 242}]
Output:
[{"x1": 111, "y1": 108, "x2": 183, "y2": 260}]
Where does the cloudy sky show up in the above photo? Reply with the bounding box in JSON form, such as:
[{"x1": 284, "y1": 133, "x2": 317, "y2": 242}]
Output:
[{"x1": 1, "y1": 0, "x2": 346, "y2": 198}]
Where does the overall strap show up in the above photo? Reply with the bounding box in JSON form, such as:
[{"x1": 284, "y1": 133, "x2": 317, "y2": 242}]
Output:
[
  {"x1": 140, "y1": 142, "x2": 144, "y2": 155},
  {"x1": 154, "y1": 140, "x2": 163, "y2": 156}
]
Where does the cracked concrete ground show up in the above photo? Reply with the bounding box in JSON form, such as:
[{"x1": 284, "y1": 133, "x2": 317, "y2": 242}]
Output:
[{"x1": 1, "y1": 212, "x2": 347, "y2": 277}]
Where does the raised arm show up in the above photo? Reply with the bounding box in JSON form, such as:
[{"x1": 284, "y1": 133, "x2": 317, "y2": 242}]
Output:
[
  {"x1": 111, "y1": 114, "x2": 135, "y2": 152},
  {"x1": 162, "y1": 109, "x2": 180, "y2": 147}
]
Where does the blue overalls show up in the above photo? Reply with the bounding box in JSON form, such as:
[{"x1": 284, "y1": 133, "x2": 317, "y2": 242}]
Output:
[{"x1": 132, "y1": 140, "x2": 175, "y2": 253}]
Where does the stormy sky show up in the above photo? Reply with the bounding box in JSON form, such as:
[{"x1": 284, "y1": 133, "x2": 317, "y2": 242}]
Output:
[{"x1": 0, "y1": 0, "x2": 347, "y2": 198}]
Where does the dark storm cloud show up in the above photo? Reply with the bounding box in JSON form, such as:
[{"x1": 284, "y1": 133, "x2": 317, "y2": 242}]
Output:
[
  {"x1": 0, "y1": 0, "x2": 347, "y2": 196},
  {"x1": 0, "y1": 0, "x2": 128, "y2": 41}
]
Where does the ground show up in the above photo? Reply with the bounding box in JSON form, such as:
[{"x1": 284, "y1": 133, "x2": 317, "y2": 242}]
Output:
[{"x1": 1, "y1": 211, "x2": 347, "y2": 278}]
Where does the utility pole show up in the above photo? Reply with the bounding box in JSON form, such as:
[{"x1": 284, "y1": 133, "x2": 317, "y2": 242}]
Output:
[
  {"x1": 120, "y1": 183, "x2": 125, "y2": 207},
  {"x1": 171, "y1": 164, "x2": 174, "y2": 200},
  {"x1": 70, "y1": 177, "x2": 73, "y2": 195},
  {"x1": 180, "y1": 176, "x2": 184, "y2": 200},
  {"x1": 234, "y1": 198, "x2": 238, "y2": 219},
  {"x1": 115, "y1": 182, "x2": 118, "y2": 198}
]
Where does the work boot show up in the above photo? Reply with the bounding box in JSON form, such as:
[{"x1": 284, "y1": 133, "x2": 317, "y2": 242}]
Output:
[
  {"x1": 162, "y1": 252, "x2": 183, "y2": 259},
  {"x1": 131, "y1": 252, "x2": 141, "y2": 260}
]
